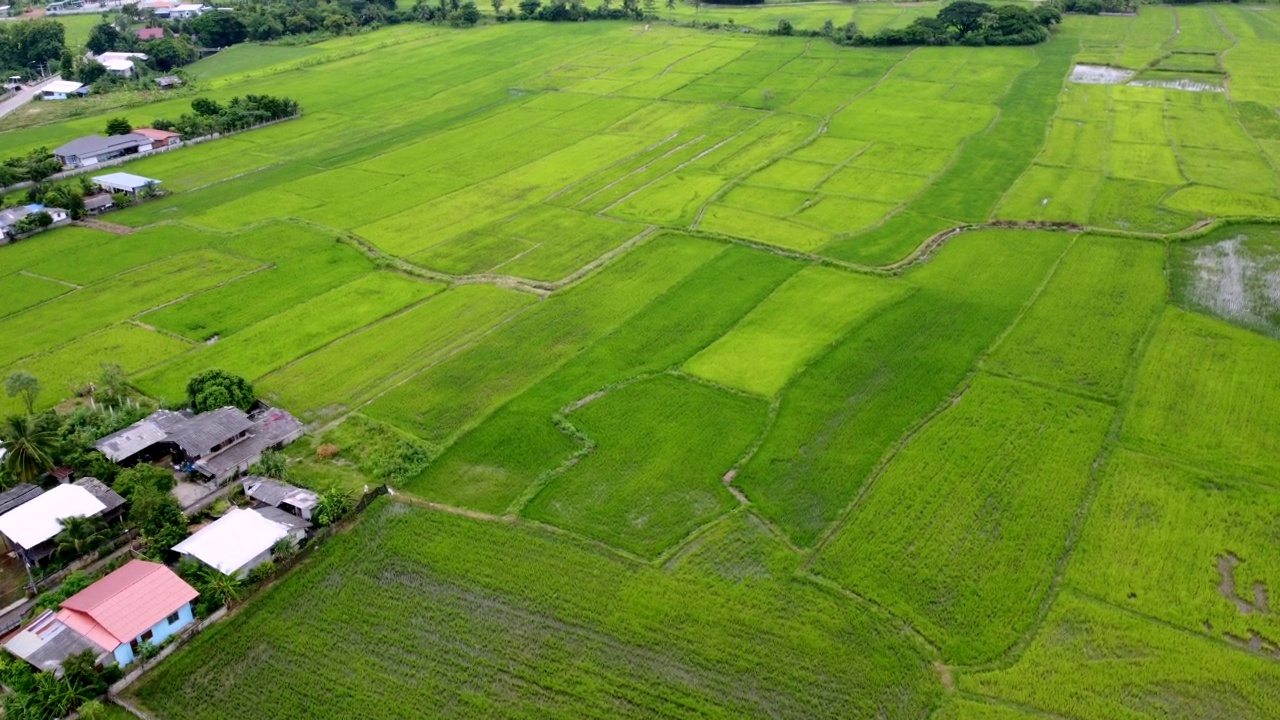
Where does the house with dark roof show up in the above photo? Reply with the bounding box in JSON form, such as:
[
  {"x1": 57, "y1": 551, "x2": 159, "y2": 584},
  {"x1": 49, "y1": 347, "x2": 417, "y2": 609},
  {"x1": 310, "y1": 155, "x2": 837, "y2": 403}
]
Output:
[
  {"x1": 0, "y1": 483, "x2": 42, "y2": 516},
  {"x1": 55, "y1": 559, "x2": 198, "y2": 666},
  {"x1": 53, "y1": 134, "x2": 154, "y2": 169},
  {"x1": 73, "y1": 477, "x2": 127, "y2": 524},
  {"x1": 95, "y1": 405, "x2": 305, "y2": 484},
  {"x1": 242, "y1": 476, "x2": 318, "y2": 522}
]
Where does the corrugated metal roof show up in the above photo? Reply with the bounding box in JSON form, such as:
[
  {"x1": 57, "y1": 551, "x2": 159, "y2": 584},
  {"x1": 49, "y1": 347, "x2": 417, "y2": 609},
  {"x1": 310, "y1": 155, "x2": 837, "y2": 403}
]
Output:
[
  {"x1": 0, "y1": 483, "x2": 42, "y2": 516},
  {"x1": 167, "y1": 406, "x2": 253, "y2": 458},
  {"x1": 173, "y1": 508, "x2": 288, "y2": 575},
  {"x1": 0, "y1": 485, "x2": 106, "y2": 550},
  {"x1": 58, "y1": 560, "x2": 198, "y2": 649}
]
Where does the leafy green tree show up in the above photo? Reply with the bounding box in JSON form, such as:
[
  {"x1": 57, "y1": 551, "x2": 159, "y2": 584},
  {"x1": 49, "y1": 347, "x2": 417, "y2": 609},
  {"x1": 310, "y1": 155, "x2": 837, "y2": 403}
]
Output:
[
  {"x1": 775, "y1": 18, "x2": 793, "y2": 35},
  {"x1": 113, "y1": 463, "x2": 176, "y2": 500},
  {"x1": 642, "y1": 0, "x2": 655, "y2": 16},
  {"x1": 105, "y1": 117, "x2": 132, "y2": 136},
  {"x1": 77, "y1": 59, "x2": 107, "y2": 84},
  {"x1": 145, "y1": 36, "x2": 198, "y2": 71},
  {"x1": 518, "y1": 0, "x2": 540, "y2": 16},
  {"x1": 96, "y1": 362, "x2": 131, "y2": 407},
  {"x1": 54, "y1": 515, "x2": 110, "y2": 559},
  {"x1": 188, "y1": 11, "x2": 249, "y2": 48},
  {"x1": 197, "y1": 563, "x2": 243, "y2": 609},
  {"x1": 185, "y1": 369, "x2": 255, "y2": 412},
  {"x1": 937, "y1": 0, "x2": 992, "y2": 36},
  {"x1": 190, "y1": 97, "x2": 222, "y2": 116},
  {"x1": 85, "y1": 22, "x2": 122, "y2": 54},
  {"x1": 5, "y1": 371, "x2": 40, "y2": 415},
  {"x1": 491, "y1": 0, "x2": 503, "y2": 13},
  {"x1": 58, "y1": 49, "x2": 74, "y2": 77},
  {"x1": 3, "y1": 19, "x2": 67, "y2": 71},
  {"x1": 0, "y1": 414, "x2": 57, "y2": 485}
]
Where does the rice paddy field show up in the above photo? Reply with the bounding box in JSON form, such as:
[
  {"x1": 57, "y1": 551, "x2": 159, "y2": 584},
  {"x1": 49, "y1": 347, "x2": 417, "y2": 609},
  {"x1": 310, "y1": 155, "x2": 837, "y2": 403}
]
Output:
[{"x1": 1, "y1": 4, "x2": 1280, "y2": 718}]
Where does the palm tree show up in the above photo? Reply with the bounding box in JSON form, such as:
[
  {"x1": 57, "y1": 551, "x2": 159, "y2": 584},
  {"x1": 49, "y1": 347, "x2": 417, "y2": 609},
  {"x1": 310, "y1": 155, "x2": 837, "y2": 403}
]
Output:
[
  {"x1": 0, "y1": 414, "x2": 57, "y2": 486},
  {"x1": 200, "y1": 565, "x2": 244, "y2": 610},
  {"x1": 55, "y1": 515, "x2": 110, "y2": 559}
]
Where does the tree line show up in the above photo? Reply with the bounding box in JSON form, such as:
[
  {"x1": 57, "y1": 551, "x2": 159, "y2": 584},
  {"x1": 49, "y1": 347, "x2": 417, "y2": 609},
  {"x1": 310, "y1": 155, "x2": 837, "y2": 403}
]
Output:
[{"x1": 827, "y1": 0, "x2": 1061, "y2": 47}]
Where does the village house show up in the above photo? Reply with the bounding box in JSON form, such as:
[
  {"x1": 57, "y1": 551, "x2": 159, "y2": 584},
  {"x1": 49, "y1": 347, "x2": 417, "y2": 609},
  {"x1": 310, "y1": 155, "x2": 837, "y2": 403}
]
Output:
[
  {"x1": 95, "y1": 405, "x2": 304, "y2": 484},
  {"x1": 83, "y1": 193, "x2": 115, "y2": 215},
  {"x1": 54, "y1": 134, "x2": 154, "y2": 169},
  {"x1": 154, "y1": 75, "x2": 183, "y2": 90},
  {"x1": 41, "y1": 560, "x2": 196, "y2": 667},
  {"x1": 136, "y1": 27, "x2": 165, "y2": 41},
  {"x1": 93, "y1": 52, "x2": 149, "y2": 78},
  {"x1": 39, "y1": 80, "x2": 87, "y2": 101},
  {"x1": 4, "y1": 609, "x2": 103, "y2": 673},
  {"x1": 0, "y1": 204, "x2": 70, "y2": 241},
  {"x1": 92, "y1": 172, "x2": 163, "y2": 198},
  {"x1": 133, "y1": 127, "x2": 182, "y2": 148},
  {"x1": 242, "y1": 477, "x2": 319, "y2": 522},
  {"x1": 173, "y1": 507, "x2": 307, "y2": 578},
  {"x1": 167, "y1": 3, "x2": 208, "y2": 19},
  {"x1": 0, "y1": 480, "x2": 124, "y2": 567}
]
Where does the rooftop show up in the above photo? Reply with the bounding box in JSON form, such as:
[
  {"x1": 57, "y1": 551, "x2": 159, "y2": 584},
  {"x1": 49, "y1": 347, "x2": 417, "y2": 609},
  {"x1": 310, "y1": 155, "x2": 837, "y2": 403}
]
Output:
[
  {"x1": 173, "y1": 508, "x2": 289, "y2": 575},
  {"x1": 83, "y1": 194, "x2": 115, "y2": 210},
  {"x1": 167, "y1": 406, "x2": 254, "y2": 458},
  {"x1": 73, "y1": 477, "x2": 126, "y2": 516},
  {"x1": 133, "y1": 127, "x2": 180, "y2": 141},
  {"x1": 58, "y1": 560, "x2": 198, "y2": 651},
  {"x1": 92, "y1": 172, "x2": 162, "y2": 191},
  {"x1": 54, "y1": 134, "x2": 150, "y2": 159},
  {"x1": 42, "y1": 80, "x2": 84, "y2": 94},
  {"x1": 136, "y1": 27, "x2": 165, "y2": 39},
  {"x1": 243, "y1": 476, "x2": 318, "y2": 510},
  {"x1": 254, "y1": 506, "x2": 311, "y2": 531},
  {"x1": 195, "y1": 408, "x2": 303, "y2": 479},
  {"x1": 4, "y1": 610, "x2": 100, "y2": 672},
  {"x1": 94, "y1": 409, "x2": 190, "y2": 462},
  {"x1": 0, "y1": 484, "x2": 107, "y2": 550},
  {"x1": 0, "y1": 483, "x2": 42, "y2": 516}
]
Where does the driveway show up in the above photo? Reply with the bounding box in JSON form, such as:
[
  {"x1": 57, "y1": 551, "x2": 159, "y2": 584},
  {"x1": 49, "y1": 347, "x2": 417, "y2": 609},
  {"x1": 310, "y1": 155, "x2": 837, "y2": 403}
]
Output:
[{"x1": 0, "y1": 75, "x2": 63, "y2": 121}]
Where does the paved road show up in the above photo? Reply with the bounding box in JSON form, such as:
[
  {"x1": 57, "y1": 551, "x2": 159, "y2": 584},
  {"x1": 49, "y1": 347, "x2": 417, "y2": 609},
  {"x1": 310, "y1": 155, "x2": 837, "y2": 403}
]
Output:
[{"x1": 0, "y1": 75, "x2": 62, "y2": 121}]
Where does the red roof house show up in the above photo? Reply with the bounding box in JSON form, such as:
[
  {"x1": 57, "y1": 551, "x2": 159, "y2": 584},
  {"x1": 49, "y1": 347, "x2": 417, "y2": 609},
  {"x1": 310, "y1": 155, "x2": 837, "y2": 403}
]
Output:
[
  {"x1": 136, "y1": 27, "x2": 166, "y2": 40},
  {"x1": 132, "y1": 127, "x2": 181, "y2": 147},
  {"x1": 57, "y1": 559, "x2": 198, "y2": 666}
]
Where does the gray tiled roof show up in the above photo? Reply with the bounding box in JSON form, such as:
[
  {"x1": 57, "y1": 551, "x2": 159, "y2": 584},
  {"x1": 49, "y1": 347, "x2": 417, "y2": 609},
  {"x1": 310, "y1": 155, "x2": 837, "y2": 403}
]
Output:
[
  {"x1": 254, "y1": 506, "x2": 311, "y2": 531},
  {"x1": 166, "y1": 407, "x2": 254, "y2": 458},
  {"x1": 73, "y1": 477, "x2": 126, "y2": 515}
]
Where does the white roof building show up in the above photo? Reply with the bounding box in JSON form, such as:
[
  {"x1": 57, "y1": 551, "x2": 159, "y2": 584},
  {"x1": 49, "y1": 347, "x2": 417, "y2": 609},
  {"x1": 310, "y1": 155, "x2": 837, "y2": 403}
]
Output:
[
  {"x1": 0, "y1": 485, "x2": 107, "y2": 551},
  {"x1": 92, "y1": 172, "x2": 162, "y2": 196},
  {"x1": 172, "y1": 508, "x2": 297, "y2": 578},
  {"x1": 95, "y1": 52, "x2": 148, "y2": 77},
  {"x1": 40, "y1": 80, "x2": 86, "y2": 99}
]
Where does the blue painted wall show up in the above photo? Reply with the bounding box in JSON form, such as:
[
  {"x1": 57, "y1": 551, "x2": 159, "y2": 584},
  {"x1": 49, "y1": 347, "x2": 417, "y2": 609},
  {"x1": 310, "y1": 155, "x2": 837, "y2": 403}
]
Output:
[{"x1": 111, "y1": 601, "x2": 195, "y2": 666}]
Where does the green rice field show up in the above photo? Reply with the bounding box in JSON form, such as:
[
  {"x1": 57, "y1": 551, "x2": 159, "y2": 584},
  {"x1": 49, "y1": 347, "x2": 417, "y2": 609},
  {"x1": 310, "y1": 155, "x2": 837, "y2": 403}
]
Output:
[{"x1": 1, "y1": 4, "x2": 1279, "y2": 718}]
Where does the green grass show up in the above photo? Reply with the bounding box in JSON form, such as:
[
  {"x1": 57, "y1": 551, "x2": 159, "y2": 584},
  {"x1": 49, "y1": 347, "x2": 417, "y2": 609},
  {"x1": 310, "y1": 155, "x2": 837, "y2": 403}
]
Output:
[
  {"x1": 813, "y1": 374, "x2": 1113, "y2": 663},
  {"x1": 129, "y1": 500, "x2": 942, "y2": 719},
  {"x1": 405, "y1": 246, "x2": 801, "y2": 513},
  {"x1": 135, "y1": 272, "x2": 442, "y2": 403},
  {"x1": 684, "y1": 266, "x2": 909, "y2": 396},
  {"x1": 984, "y1": 236, "x2": 1166, "y2": 399},
  {"x1": 1067, "y1": 448, "x2": 1280, "y2": 648},
  {"x1": 524, "y1": 375, "x2": 768, "y2": 558},
  {"x1": 0, "y1": 272, "x2": 69, "y2": 319},
  {"x1": 185, "y1": 44, "x2": 321, "y2": 80},
  {"x1": 365, "y1": 233, "x2": 724, "y2": 446},
  {"x1": 260, "y1": 284, "x2": 537, "y2": 419},
  {"x1": 958, "y1": 591, "x2": 1280, "y2": 719},
  {"x1": 736, "y1": 229, "x2": 1071, "y2": 547},
  {"x1": 1121, "y1": 307, "x2": 1280, "y2": 484}
]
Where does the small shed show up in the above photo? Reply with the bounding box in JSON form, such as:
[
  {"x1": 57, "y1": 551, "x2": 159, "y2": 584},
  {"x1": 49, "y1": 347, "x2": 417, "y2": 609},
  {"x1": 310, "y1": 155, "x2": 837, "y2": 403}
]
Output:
[
  {"x1": 91, "y1": 172, "x2": 162, "y2": 198},
  {"x1": 132, "y1": 127, "x2": 181, "y2": 148},
  {"x1": 39, "y1": 80, "x2": 87, "y2": 101},
  {"x1": 83, "y1": 194, "x2": 115, "y2": 215},
  {"x1": 73, "y1": 477, "x2": 126, "y2": 524},
  {"x1": 242, "y1": 477, "x2": 318, "y2": 521},
  {"x1": 154, "y1": 75, "x2": 183, "y2": 89},
  {"x1": 4, "y1": 610, "x2": 104, "y2": 673}
]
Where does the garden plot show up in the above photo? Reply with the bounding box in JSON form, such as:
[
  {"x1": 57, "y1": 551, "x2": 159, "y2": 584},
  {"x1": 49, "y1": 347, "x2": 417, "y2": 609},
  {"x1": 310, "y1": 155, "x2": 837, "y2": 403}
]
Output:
[
  {"x1": 1067, "y1": 449, "x2": 1280, "y2": 649},
  {"x1": 524, "y1": 375, "x2": 768, "y2": 558},
  {"x1": 1090, "y1": 178, "x2": 1191, "y2": 232},
  {"x1": 736, "y1": 230, "x2": 1071, "y2": 547},
  {"x1": 1121, "y1": 308, "x2": 1280, "y2": 483},
  {"x1": 1172, "y1": 225, "x2": 1280, "y2": 337},
  {"x1": 684, "y1": 266, "x2": 908, "y2": 397},
  {"x1": 812, "y1": 374, "x2": 1113, "y2": 664},
  {"x1": 407, "y1": 247, "x2": 799, "y2": 514},
  {"x1": 959, "y1": 591, "x2": 1280, "y2": 719},
  {"x1": 985, "y1": 236, "x2": 1165, "y2": 399},
  {"x1": 995, "y1": 165, "x2": 1100, "y2": 224}
]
